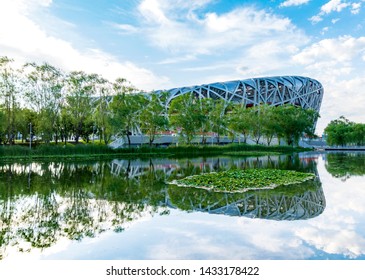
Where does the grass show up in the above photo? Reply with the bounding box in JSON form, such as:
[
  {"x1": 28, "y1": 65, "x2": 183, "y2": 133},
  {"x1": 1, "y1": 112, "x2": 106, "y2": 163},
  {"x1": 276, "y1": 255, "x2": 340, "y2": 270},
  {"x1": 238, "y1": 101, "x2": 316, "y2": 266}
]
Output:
[
  {"x1": 0, "y1": 142, "x2": 311, "y2": 163},
  {"x1": 169, "y1": 168, "x2": 316, "y2": 193}
]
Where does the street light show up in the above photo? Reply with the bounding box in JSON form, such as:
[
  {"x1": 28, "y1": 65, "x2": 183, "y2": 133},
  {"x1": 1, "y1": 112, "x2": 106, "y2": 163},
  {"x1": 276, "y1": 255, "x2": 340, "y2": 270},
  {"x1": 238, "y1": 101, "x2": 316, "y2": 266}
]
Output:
[{"x1": 29, "y1": 122, "x2": 32, "y2": 149}]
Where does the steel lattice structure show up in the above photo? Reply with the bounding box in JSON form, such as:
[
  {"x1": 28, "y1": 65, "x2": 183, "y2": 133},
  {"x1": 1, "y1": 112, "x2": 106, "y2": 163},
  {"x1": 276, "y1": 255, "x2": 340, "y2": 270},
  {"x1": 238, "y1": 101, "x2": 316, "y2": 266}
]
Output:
[{"x1": 156, "y1": 76, "x2": 323, "y2": 113}]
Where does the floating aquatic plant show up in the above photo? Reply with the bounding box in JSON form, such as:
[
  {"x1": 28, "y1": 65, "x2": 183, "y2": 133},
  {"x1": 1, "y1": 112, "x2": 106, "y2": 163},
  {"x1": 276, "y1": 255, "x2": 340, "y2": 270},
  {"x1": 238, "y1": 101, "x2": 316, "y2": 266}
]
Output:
[{"x1": 169, "y1": 169, "x2": 316, "y2": 193}]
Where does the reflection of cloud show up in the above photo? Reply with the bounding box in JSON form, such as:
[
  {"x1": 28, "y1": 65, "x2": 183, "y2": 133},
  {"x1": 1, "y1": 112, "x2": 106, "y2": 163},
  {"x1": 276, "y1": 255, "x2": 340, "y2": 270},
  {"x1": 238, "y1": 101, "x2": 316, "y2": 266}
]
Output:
[{"x1": 294, "y1": 157, "x2": 365, "y2": 258}]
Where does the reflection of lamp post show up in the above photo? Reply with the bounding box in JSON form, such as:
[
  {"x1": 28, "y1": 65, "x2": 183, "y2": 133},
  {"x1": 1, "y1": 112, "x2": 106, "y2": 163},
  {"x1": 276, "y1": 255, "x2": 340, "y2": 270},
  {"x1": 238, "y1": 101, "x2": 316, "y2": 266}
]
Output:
[
  {"x1": 29, "y1": 122, "x2": 32, "y2": 149},
  {"x1": 93, "y1": 124, "x2": 95, "y2": 144},
  {"x1": 61, "y1": 127, "x2": 64, "y2": 145}
]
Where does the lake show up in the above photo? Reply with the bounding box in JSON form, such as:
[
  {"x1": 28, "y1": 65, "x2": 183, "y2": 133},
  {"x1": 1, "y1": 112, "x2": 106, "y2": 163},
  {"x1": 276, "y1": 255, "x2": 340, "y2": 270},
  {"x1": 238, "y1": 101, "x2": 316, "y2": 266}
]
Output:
[{"x1": 1, "y1": 151, "x2": 365, "y2": 260}]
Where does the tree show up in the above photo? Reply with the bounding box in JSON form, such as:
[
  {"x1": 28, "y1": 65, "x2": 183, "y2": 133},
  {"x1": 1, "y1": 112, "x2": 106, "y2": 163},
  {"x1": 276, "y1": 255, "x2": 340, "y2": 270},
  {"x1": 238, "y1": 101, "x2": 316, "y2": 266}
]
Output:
[
  {"x1": 140, "y1": 92, "x2": 168, "y2": 146},
  {"x1": 92, "y1": 76, "x2": 113, "y2": 144},
  {"x1": 261, "y1": 105, "x2": 279, "y2": 146},
  {"x1": 64, "y1": 71, "x2": 96, "y2": 143},
  {"x1": 227, "y1": 104, "x2": 252, "y2": 144},
  {"x1": 23, "y1": 62, "x2": 64, "y2": 143},
  {"x1": 15, "y1": 108, "x2": 37, "y2": 143},
  {"x1": 110, "y1": 78, "x2": 143, "y2": 147},
  {"x1": 0, "y1": 107, "x2": 6, "y2": 144},
  {"x1": 0, "y1": 56, "x2": 19, "y2": 145},
  {"x1": 275, "y1": 105, "x2": 319, "y2": 146},
  {"x1": 249, "y1": 105, "x2": 265, "y2": 145},
  {"x1": 209, "y1": 99, "x2": 228, "y2": 144},
  {"x1": 351, "y1": 123, "x2": 365, "y2": 146},
  {"x1": 198, "y1": 98, "x2": 213, "y2": 144},
  {"x1": 168, "y1": 93, "x2": 205, "y2": 145},
  {"x1": 324, "y1": 116, "x2": 364, "y2": 146}
]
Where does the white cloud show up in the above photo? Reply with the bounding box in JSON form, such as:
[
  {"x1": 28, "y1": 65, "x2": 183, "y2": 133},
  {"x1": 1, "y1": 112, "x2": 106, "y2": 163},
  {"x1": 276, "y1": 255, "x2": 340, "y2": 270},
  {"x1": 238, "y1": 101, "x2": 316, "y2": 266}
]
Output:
[
  {"x1": 321, "y1": 26, "x2": 330, "y2": 34},
  {"x1": 310, "y1": 0, "x2": 362, "y2": 25},
  {"x1": 309, "y1": 15, "x2": 323, "y2": 24},
  {"x1": 136, "y1": 0, "x2": 307, "y2": 66},
  {"x1": 280, "y1": 0, "x2": 310, "y2": 8},
  {"x1": 351, "y1": 2, "x2": 362, "y2": 14},
  {"x1": 293, "y1": 36, "x2": 365, "y2": 65},
  {"x1": 111, "y1": 23, "x2": 140, "y2": 34},
  {"x1": 331, "y1": 18, "x2": 340, "y2": 24},
  {"x1": 0, "y1": 0, "x2": 169, "y2": 91},
  {"x1": 293, "y1": 36, "x2": 365, "y2": 134},
  {"x1": 321, "y1": 0, "x2": 350, "y2": 14}
]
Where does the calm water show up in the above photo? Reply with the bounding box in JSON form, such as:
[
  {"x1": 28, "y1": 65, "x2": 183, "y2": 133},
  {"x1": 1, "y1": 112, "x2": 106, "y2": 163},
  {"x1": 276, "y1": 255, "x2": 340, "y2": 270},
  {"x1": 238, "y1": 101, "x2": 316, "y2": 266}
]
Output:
[{"x1": 0, "y1": 152, "x2": 365, "y2": 260}]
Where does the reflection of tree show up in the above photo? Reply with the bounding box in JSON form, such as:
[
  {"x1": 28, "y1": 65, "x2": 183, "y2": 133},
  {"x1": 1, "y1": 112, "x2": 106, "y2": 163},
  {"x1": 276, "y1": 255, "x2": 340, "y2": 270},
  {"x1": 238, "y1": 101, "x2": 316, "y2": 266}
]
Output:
[
  {"x1": 0, "y1": 153, "x2": 320, "y2": 259},
  {"x1": 0, "y1": 161, "x2": 167, "y2": 259},
  {"x1": 325, "y1": 153, "x2": 365, "y2": 181},
  {"x1": 168, "y1": 178, "x2": 325, "y2": 221}
]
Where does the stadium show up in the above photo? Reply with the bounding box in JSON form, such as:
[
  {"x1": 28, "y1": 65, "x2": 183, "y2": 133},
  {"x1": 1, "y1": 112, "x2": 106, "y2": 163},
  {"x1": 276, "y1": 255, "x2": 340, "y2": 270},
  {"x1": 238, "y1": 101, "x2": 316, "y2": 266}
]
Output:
[
  {"x1": 156, "y1": 75, "x2": 323, "y2": 113},
  {"x1": 110, "y1": 76, "x2": 323, "y2": 147}
]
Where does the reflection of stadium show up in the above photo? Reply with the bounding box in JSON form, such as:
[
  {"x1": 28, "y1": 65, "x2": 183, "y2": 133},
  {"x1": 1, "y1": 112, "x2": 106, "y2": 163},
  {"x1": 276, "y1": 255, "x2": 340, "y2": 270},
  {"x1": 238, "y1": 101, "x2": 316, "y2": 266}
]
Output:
[
  {"x1": 157, "y1": 76, "x2": 323, "y2": 112},
  {"x1": 168, "y1": 180, "x2": 326, "y2": 221}
]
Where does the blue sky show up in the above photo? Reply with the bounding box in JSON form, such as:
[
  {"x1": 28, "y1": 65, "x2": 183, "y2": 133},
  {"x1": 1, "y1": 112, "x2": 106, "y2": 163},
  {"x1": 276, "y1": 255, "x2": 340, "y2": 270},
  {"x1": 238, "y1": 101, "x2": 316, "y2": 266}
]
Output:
[{"x1": 1, "y1": 0, "x2": 365, "y2": 134}]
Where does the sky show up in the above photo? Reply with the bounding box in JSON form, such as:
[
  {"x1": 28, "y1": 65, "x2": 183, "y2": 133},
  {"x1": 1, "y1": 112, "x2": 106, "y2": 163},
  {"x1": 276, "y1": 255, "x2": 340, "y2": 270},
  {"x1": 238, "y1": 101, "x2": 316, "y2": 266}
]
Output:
[{"x1": 0, "y1": 0, "x2": 365, "y2": 135}]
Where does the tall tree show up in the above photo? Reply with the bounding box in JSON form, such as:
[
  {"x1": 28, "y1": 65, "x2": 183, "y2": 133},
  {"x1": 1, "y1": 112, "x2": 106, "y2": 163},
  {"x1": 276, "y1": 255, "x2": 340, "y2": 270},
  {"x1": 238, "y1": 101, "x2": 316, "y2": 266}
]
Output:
[
  {"x1": 208, "y1": 99, "x2": 228, "y2": 144},
  {"x1": 0, "y1": 56, "x2": 19, "y2": 145},
  {"x1": 64, "y1": 71, "x2": 97, "y2": 143},
  {"x1": 168, "y1": 93, "x2": 205, "y2": 145},
  {"x1": 227, "y1": 104, "x2": 252, "y2": 144},
  {"x1": 91, "y1": 76, "x2": 113, "y2": 144},
  {"x1": 140, "y1": 92, "x2": 168, "y2": 146},
  {"x1": 23, "y1": 62, "x2": 63, "y2": 143},
  {"x1": 275, "y1": 104, "x2": 319, "y2": 146},
  {"x1": 110, "y1": 78, "x2": 142, "y2": 147},
  {"x1": 325, "y1": 116, "x2": 354, "y2": 146}
]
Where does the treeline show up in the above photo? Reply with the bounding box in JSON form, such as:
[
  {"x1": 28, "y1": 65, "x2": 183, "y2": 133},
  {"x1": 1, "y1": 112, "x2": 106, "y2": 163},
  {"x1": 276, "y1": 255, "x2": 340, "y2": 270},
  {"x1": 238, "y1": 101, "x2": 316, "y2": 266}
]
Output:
[
  {"x1": 1, "y1": 56, "x2": 319, "y2": 147},
  {"x1": 324, "y1": 116, "x2": 365, "y2": 146}
]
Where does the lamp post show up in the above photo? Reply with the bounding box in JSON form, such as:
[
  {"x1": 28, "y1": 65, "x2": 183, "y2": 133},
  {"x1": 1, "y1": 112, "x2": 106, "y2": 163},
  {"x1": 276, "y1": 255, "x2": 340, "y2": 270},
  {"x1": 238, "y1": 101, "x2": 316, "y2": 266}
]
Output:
[{"x1": 29, "y1": 122, "x2": 32, "y2": 150}]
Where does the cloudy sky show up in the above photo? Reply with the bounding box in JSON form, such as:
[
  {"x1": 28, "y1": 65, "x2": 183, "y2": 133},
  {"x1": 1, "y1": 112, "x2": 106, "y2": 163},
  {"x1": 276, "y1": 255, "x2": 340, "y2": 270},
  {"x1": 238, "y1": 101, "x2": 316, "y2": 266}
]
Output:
[{"x1": 1, "y1": 0, "x2": 365, "y2": 134}]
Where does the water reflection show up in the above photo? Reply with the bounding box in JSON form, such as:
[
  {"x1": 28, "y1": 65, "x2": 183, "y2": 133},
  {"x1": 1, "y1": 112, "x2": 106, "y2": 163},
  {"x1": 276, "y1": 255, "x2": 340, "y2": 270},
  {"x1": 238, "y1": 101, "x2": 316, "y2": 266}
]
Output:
[
  {"x1": 0, "y1": 154, "x2": 322, "y2": 259},
  {"x1": 168, "y1": 178, "x2": 324, "y2": 220},
  {"x1": 324, "y1": 152, "x2": 365, "y2": 181}
]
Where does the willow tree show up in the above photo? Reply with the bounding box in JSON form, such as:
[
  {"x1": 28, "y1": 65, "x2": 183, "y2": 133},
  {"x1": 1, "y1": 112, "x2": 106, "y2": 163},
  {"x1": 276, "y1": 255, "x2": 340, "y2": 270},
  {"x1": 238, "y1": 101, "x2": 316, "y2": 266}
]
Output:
[
  {"x1": 209, "y1": 99, "x2": 228, "y2": 144},
  {"x1": 168, "y1": 92, "x2": 205, "y2": 145},
  {"x1": 91, "y1": 76, "x2": 113, "y2": 144},
  {"x1": 23, "y1": 62, "x2": 63, "y2": 143},
  {"x1": 110, "y1": 78, "x2": 143, "y2": 147},
  {"x1": 227, "y1": 104, "x2": 252, "y2": 144},
  {"x1": 275, "y1": 104, "x2": 319, "y2": 146},
  {"x1": 0, "y1": 56, "x2": 19, "y2": 145},
  {"x1": 64, "y1": 71, "x2": 98, "y2": 143},
  {"x1": 139, "y1": 92, "x2": 168, "y2": 146}
]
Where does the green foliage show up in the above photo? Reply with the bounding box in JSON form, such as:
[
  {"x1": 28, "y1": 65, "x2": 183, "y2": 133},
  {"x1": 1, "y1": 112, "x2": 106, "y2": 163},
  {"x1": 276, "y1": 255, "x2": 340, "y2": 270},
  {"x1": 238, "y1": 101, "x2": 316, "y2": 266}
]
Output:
[
  {"x1": 64, "y1": 71, "x2": 98, "y2": 143},
  {"x1": 273, "y1": 105, "x2": 319, "y2": 146},
  {"x1": 0, "y1": 56, "x2": 19, "y2": 145},
  {"x1": 227, "y1": 104, "x2": 253, "y2": 144},
  {"x1": 208, "y1": 99, "x2": 228, "y2": 143},
  {"x1": 171, "y1": 169, "x2": 315, "y2": 192},
  {"x1": 140, "y1": 92, "x2": 169, "y2": 146},
  {"x1": 168, "y1": 92, "x2": 206, "y2": 144},
  {"x1": 324, "y1": 116, "x2": 365, "y2": 146},
  {"x1": 23, "y1": 62, "x2": 63, "y2": 144},
  {"x1": 109, "y1": 79, "x2": 144, "y2": 146}
]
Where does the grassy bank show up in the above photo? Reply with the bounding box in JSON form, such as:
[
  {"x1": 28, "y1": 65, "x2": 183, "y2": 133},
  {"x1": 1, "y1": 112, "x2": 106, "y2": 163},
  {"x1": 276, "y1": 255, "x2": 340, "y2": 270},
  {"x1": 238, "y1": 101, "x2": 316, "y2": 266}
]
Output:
[{"x1": 0, "y1": 143, "x2": 311, "y2": 162}]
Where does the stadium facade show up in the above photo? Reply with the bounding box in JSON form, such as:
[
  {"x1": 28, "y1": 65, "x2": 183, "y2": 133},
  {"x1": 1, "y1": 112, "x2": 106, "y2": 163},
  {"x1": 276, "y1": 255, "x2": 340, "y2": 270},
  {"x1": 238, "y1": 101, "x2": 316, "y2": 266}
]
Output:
[{"x1": 156, "y1": 76, "x2": 323, "y2": 113}]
